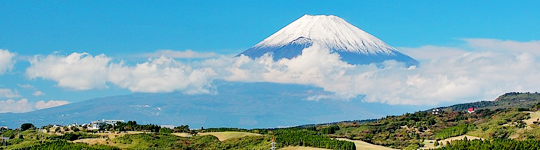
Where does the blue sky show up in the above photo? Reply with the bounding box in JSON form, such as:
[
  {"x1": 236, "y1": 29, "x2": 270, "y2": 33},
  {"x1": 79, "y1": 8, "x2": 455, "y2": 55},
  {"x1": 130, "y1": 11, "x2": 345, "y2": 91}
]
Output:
[
  {"x1": 2, "y1": 0, "x2": 539, "y2": 55},
  {"x1": 1, "y1": 1, "x2": 540, "y2": 113}
]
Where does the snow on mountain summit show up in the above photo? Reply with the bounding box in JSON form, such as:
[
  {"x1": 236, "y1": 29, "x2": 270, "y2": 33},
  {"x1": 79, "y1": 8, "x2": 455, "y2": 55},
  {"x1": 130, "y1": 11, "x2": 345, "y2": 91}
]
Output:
[
  {"x1": 239, "y1": 15, "x2": 419, "y2": 66},
  {"x1": 254, "y1": 15, "x2": 395, "y2": 54}
]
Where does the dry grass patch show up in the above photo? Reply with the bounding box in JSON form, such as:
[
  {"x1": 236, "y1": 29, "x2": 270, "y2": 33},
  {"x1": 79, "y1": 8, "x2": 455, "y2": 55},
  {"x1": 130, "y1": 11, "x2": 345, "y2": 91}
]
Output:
[
  {"x1": 72, "y1": 138, "x2": 108, "y2": 145},
  {"x1": 198, "y1": 132, "x2": 261, "y2": 141},
  {"x1": 171, "y1": 132, "x2": 192, "y2": 137},
  {"x1": 420, "y1": 135, "x2": 482, "y2": 149},
  {"x1": 524, "y1": 111, "x2": 540, "y2": 125},
  {"x1": 73, "y1": 131, "x2": 144, "y2": 146},
  {"x1": 95, "y1": 131, "x2": 144, "y2": 139},
  {"x1": 336, "y1": 138, "x2": 396, "y2": 150}
]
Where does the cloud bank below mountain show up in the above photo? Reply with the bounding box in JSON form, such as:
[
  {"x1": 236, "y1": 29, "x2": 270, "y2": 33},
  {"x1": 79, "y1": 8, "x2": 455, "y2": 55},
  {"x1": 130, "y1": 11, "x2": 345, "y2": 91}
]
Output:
[{"x1": 21, "y1": 39, "x2": 540, "y2": 105}]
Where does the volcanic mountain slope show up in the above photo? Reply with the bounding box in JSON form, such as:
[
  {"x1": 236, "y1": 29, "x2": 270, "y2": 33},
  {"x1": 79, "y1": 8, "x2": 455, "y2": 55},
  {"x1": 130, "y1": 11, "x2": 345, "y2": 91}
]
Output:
[
  {"x1": 239, "y1": 15, "x2": 418, "y2": 66},
  {"x1": 0, "y1": 81, "x2": 423, "y2": 129}
]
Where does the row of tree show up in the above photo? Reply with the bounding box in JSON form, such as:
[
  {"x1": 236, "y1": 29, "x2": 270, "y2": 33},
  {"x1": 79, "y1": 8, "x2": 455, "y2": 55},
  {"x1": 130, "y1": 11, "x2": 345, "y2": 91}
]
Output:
[
  {"x1": 436, "y1": 139, "x2": 540, "y2": 150},
  {"x1": 275, "y1": 130, "x2": 355, "y2": 150},
  {"x1": 435, "y1": 124, "x2": 475, "y2": 140}
]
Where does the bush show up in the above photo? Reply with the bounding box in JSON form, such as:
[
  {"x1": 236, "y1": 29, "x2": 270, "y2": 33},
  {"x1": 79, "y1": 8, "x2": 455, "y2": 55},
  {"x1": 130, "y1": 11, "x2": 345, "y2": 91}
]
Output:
[
  {"x1": 517, "y1": 108, "x2": 530, "y2": 111},
  {"x1": 10, "y1": 140, "x2": 119, "y2": 150},
  {"x1": 20, "y1": 123, "x2": 35, "y2": 131}
]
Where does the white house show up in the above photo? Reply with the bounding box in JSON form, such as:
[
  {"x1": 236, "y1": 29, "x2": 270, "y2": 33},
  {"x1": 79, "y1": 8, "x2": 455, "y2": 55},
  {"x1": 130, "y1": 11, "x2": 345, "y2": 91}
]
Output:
[
  {"x1": 88, "y1": 119, "x2": 125, "y2": 130},
  {"x1": 432, "y1": 108, "x2": 441, "y2": 115}
]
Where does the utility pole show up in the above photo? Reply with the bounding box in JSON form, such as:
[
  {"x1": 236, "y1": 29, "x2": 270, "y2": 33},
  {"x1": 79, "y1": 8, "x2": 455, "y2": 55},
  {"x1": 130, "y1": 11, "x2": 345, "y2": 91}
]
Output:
[{"x1": 271, "y1": 136, "x2": 276, "y2": 150}]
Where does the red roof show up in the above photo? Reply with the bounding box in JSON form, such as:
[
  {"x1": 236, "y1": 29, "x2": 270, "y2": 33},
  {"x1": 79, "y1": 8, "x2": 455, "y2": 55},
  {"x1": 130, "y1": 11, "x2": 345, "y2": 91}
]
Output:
[{"x1": 468, "y1": 108, "x2": 474, "y2": 111}]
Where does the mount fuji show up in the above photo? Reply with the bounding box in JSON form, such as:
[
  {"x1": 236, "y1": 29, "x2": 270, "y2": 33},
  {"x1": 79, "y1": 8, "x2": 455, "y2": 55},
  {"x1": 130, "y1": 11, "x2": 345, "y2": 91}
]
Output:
[{"x1": 239, "y1": 15, "x2": 419, "y2": 66}]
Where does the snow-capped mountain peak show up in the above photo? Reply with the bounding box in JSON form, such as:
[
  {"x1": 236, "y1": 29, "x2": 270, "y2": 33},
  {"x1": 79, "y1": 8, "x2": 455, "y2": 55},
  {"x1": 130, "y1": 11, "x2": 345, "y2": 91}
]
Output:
[
  {"x1": 239, "y1": 15, "x2": 418, "y2": 66},
  {"x1": 254, "y1": 15, "x2": 396, "y2": 54}
]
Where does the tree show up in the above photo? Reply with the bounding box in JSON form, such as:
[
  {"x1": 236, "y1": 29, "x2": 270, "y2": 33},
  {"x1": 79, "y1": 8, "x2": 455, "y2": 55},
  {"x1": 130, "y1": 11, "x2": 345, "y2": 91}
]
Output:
[
  {"x1": 159, "y1": 128, "x2": 173, "y2": 134},
  {"x1": 20, "y1": 123, "x2": 35, "y2": 131},
  {"x1": 174, "y1": 125, "x2": 190, "y2": 133}
]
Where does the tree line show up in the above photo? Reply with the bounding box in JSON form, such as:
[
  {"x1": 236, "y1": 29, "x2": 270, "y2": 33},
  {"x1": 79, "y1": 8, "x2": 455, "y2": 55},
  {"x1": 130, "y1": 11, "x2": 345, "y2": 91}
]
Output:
[
  {"x1": 435, "y1": 139, "x2": 540, "y2": 150},
  {"x1": 274, "y1": 130, "x2": 355, "y2": 150}
]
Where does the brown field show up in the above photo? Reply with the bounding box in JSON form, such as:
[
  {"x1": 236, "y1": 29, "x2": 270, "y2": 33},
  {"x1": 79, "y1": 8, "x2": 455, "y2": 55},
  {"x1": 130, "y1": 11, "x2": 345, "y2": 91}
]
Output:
[
  {"x1": 198, "y1": 132, "x2": 261, "y2": 141},
  {"x1": 279, "y1": 146, "x2": 330, "y2": 150}
]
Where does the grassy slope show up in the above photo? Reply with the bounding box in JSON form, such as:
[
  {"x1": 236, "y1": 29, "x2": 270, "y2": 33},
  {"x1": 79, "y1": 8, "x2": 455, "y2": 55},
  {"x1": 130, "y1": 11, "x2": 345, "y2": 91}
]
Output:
[{"x1": 329, "y1": 92, "x2": 540, "y2": 149}]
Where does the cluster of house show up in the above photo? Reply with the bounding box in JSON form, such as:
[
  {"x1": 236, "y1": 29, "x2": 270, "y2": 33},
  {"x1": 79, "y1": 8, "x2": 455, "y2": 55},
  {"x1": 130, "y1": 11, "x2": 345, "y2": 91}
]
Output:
[
  {"x1": 0, "y1": 119, "x2": 125, "y2": 131},
  {"x1": 431, "y1": 107, "x2": 477, "y2": 114}
]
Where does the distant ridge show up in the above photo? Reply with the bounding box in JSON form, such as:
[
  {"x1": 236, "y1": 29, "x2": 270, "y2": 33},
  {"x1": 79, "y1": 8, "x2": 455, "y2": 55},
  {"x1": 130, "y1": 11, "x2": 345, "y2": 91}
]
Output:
[{"x1": 239, "y1": 15, "x2": 419, "y2": 66}]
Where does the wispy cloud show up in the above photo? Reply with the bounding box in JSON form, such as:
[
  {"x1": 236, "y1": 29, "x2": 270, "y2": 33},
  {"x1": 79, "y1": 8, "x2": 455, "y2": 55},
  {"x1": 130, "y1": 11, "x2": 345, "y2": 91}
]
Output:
[
  {"x1": 0, "y1": 89, "x2": 20, "y2": 98},
  {"x1": 17, "y1": 84, "x2": 35, "y2": 89},
  {"x1": 0, "y1": 49, "x2": 16, "y2": 75},
  {"x1": 137, "y1": 50, "x2": 218, "y2": 59},
  {"x1": 398, "y1": 45, "x2": 468, "y2": 60},
  {"x1": 32, "y1": 91, "x2": 45, "y2": 97},
  {"x1": 34, "y1": 100, "x2": 69, "y2": 109},
  {"x1": 464, "y1": 38, "x2": 540, "y2": 55},
  {"x1": 0, "y1": 99, "x2": 70, "y2": 113}
]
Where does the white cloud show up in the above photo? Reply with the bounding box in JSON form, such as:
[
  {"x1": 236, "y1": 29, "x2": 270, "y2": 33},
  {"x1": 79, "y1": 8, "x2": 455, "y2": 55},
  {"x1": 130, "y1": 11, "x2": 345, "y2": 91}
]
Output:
[
  {"x1": 0, "y1": 99, "x2": 70, "y2": 113},
  {"x1": 108, "y1": 56, "x2": 217, "y2": 93},
  {"x1": 17, "y1": 84, "x2": 35, "y2": 89},
  {"x1": 213, "y1": 39, "x2": 540, "y2": 105},
  {"x1": 398, "y1": 45, "x2": 468, "y2": 60},
  {"x1": 32, "y1": 91, "x2": 44, "y2": 97},
  {"x1": 0, "y1": 89, "x2": 20, "y2": 98},
  {"x1": 0, "y1": 99, "x2": 34, "y2": 113},
  {"x1": 0, "y1": 49, "x2": 16, "y2": 74},
  {"x1": 27, "y1": 53, "x2": 217, "y2": 94},
  {"x1": 464, "y1": 38, "x2": 540, "y2": 55},
  {"x1": 138, "y1": 50, "x2": 218, "y2": 59},
  {"x1": 26, "y1": 52, "x2": 111, "y2": 90},
  {"x1": 24, "y1": 38, "x2": 540, "y2": 105},
  {"x1": 34, "y1": 100, "x2": 69, "y2": 109}
]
